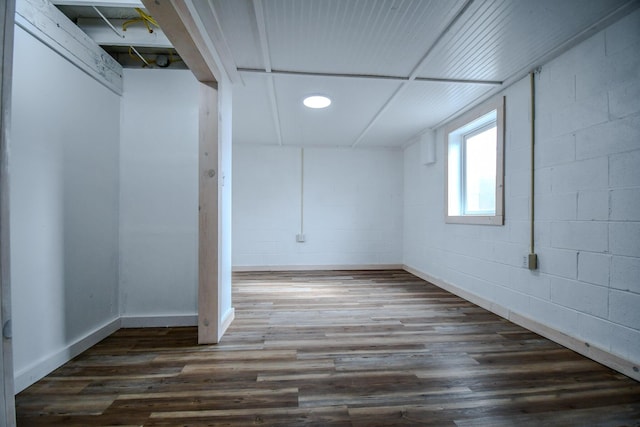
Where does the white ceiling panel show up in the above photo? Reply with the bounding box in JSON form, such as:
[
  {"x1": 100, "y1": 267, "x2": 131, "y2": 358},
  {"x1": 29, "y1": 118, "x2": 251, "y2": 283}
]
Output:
[
  {"x1": 261, "y1": 0, "x2": 467, "y2": 76},
  {"x1": 271, "y1": 74, "x2": 402, "y2": 146},
  {"x1": 418, "y1": 0, "x2": 632, "y2": 81},
  {"x1": 232, "y1": 73, "x2": 280, "y2": 145},
  {"x1": 189, "y1": 0, "x2": 638, "y2": 149},
  {"x1": 361, "y1": 81, "x2": 494, "y2": 147}
]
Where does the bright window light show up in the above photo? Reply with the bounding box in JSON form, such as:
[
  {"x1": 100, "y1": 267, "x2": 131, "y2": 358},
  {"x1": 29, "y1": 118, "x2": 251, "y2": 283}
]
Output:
[
  {"x1": 445, "y1": 96, "x2": 505, "y2": 225},
  {"x1": 464, "y1": 125, "x2": 497, "y2": 214},
  {"x1": 303, "y1": 95, "x2": 331, "y2": 109}
]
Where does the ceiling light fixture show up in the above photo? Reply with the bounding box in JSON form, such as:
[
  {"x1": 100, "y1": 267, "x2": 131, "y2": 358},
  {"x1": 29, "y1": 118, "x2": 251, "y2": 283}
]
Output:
[{"x1": 303, "y1": 95, "x2": 331, "y2": 109}]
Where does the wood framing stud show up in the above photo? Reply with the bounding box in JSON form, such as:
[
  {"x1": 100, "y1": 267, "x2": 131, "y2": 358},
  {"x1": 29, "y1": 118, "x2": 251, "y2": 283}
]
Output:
[
  {"x1": 198, "y1": 83, "x2": 220, "y2": 344},
  {"x1": 0, "y1": 0, "x2": 16, "y2": 424}
]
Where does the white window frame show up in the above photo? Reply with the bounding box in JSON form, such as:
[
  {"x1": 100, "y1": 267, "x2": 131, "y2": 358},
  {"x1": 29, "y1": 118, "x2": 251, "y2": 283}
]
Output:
[{"x1": 445, "y1": 96, "x2": 505, "y2": 225}]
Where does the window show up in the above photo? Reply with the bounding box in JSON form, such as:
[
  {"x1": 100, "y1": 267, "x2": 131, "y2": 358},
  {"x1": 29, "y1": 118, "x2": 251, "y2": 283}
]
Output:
[{"x1": 445, "y1": 97, "x2": 504, "y2": 225}]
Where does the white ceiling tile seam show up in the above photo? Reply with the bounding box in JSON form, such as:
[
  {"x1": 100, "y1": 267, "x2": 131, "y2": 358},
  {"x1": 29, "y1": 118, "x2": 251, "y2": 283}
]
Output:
[
  {"x1": 237, "y1": 68, "x2": 502, "y2": 86},
  {"x1": 252, "y1": 0, "x2": 282, "y2": 145},
  {"x1": 351, "y1": 0, "x2": 475, "y2": 148}
]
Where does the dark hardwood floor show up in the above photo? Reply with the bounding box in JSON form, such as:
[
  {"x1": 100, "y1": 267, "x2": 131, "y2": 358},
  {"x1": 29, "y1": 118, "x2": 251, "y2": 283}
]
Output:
[{"x1": 16, "y1": 270, "x2": 640, "y2": 426}]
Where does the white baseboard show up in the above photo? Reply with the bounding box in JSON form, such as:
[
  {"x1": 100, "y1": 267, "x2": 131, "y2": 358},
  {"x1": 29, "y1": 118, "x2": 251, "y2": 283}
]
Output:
[
  {"x1": 403, "y1": 265, "x2": 640, "y2": 382},
  {"x1": 14, "y1": 314, "x2": 210, "y2": 393},
  {"x1": 219, "y1": 308, "x2": 235, "y2": 340},
  {"x1": 120, "y1": 315, "x2": 198, "y2": 328},
  {"x1": 14, "y1": 317, "x2": 121, "y2": 393},
  {"x1": 233, "y1": 264, "x2": 404, "y2": 272}
]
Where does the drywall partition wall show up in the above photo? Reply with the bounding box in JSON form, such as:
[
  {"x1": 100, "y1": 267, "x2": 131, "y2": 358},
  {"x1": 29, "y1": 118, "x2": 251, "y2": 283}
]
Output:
[
  {"x1": 233, "y1": 145, "x2": 403, "y2": 269},
  {"x1": 403, "y1": 9, "x2": 640, "y2": 376},
  {"x1": 119, "y1": 69, "x2": 200, "y2": 325},
  {"x1": 10, "y1": 26, "x2": 121, "y2": 392}
]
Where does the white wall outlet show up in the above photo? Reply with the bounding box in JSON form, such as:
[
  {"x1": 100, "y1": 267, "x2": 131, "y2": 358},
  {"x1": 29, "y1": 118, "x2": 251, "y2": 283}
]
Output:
[{"x1": 296, "y1": 233, "x2": 305, "y2": 243}]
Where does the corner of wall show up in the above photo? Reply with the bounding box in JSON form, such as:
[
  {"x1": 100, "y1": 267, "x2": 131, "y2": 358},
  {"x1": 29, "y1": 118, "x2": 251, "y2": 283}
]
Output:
[{"x1": 14, "y1": 317, "x2": 121, "y2": 393}]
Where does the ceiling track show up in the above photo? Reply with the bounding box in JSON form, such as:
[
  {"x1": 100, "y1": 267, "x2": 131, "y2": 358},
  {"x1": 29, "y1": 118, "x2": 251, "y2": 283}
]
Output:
[{"x1": 237, "y1": 67, "x2": 502, "y2": 86}]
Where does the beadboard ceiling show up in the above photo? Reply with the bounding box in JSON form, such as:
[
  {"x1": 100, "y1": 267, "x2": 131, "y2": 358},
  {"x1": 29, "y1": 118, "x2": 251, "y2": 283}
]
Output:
[
  {"x1": 55, "y1": 0, "x2": 637, "y2": 148},
  {"x1": 207, "y1": 0, "x2": 635, "y2": 148}
]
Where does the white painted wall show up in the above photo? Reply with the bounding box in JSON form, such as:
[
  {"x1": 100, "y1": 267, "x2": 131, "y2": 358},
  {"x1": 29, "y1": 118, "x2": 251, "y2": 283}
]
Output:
[
  {"x1": 119, "y1": 69, "x2": 199, "y2": 321},
  {"x1": 403, "y1": 10, "x2": 640, "y2": 366},
  {"x1": 218, "y1": 80, "x2": 233, "y2": 327},
  {"x1": 10, "y1": 26, "x2": 120, "y2": 390},
  {"x1": 233, "y1": 145, "x2": 403, "y2": 268}
]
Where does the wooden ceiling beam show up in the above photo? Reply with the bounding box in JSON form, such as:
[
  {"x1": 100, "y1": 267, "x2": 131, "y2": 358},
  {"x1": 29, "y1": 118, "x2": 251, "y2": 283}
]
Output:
[{"x1": 140, "y1": 0, "x2": 218, "y2": 84}]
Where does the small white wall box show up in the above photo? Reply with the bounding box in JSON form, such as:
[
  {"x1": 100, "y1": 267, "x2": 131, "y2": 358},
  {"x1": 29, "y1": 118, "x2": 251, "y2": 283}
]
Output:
[{"x1": 420, "y1": 130, "x2": 436, "y2": 165}]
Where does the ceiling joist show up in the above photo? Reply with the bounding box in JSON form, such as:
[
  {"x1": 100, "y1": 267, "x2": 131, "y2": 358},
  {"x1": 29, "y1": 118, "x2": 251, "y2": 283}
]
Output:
[
  {"x1": 238, "y1": 67, "x2": 502, "y2": 86},
  {"x1": 141, "y1": 0, "x2": 218, "y2": 83},
  {"x1": 17, "y1": 0, "x2": 123, "y2": 94},
  {"x1": 76, "y1": 17, "x2": 172, "y2": 48}
]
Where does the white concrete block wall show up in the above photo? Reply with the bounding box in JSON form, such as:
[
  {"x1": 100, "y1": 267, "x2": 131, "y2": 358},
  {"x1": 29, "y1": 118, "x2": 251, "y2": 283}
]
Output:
[
  {"x1": 233, "y1": 145, "x2": 403, "y2": 267},
  {"x1": 119, "y1": 69, "x2": 199, "y2": 317},
  {"x1": 404, "y1": 9, "x2": 640, "y2": 366}
]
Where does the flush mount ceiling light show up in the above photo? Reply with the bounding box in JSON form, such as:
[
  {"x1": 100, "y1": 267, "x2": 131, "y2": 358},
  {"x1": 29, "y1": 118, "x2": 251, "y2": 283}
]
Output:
[{"x1": 303, "y1": 95, "x2": 331, "y2": 109}]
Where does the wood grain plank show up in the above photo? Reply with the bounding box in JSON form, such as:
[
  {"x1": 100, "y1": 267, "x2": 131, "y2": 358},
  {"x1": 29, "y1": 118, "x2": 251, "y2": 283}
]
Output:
[{"x1": 15, "y1": 270, "x2": 640, "y2": 426}]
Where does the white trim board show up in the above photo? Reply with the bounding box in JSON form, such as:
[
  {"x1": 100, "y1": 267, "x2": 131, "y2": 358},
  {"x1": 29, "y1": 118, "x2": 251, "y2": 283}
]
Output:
[
  {"x1": 219, "y1": 307, "x2": 234, "y2": 339},
  {"x1": 14, "y1": 317, "x2": 121, "y2": 393},
  {"x1": 233, "y1": 264, "x2": 404, "y2": 272},
  {"x1": 15, "y1": 0, "x2": 123, "y2": 95},
  {"x1": 14, "y1": 314, "x2": 199, "y2": 392},
  {"x1": 120, "y1": 315, "x2": 198, "y2": 328},
  {"x1": 403, "y1": 265, "x2": 640, "y2": 382}
]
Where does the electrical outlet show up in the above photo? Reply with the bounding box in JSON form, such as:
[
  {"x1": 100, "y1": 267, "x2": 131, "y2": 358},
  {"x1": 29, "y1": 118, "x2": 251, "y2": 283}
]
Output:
[
  {"x1": 296, "y1": 233, "x2": 305, "y2": 243},
  {"x1": 523, "y1": 254, "x2": 538, "y2": 269}
]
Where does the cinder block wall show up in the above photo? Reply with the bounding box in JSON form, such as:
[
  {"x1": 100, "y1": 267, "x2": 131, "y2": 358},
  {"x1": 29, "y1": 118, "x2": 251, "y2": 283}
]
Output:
[
  {"x1": 404, "y1": 10, "x2": 640, "y2": 367},
  {"x1": 534, "y1": 8, "x2": 640, "y2": 351}
]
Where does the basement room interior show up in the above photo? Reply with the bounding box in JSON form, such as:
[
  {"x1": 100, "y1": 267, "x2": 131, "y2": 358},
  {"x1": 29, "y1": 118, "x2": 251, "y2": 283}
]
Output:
[{"x1": 1, "y1": 0, "x2": 639, "y2": 425}]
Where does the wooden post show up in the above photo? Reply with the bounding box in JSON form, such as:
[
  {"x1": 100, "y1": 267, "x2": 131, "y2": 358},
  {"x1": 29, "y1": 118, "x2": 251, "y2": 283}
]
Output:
[
  {"x1": 198, "y1": 82, "x2": 220, "y2": 344},
  {"x1": 0, "y1": 0, "x2": 16, "y2": 424},
  {"x1": 142, "y1": 0, "x2": 234, "y2": 345}
]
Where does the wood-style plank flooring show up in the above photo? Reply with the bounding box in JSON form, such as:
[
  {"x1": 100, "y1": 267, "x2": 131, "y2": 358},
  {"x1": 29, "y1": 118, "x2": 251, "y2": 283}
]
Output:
[{"x1": 16, "y1": 270, "x2": 640, "y2": 426}]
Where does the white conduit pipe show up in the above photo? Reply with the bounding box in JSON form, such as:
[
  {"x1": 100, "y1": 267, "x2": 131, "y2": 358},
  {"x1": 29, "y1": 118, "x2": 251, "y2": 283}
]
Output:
[
  {"x1": 129, "y1": 45, "x2": 149, "y2": 66},
  {"x1": 300, "y1": 148, "x2": 304, "y2": 237},
  {"x1": 92, "y1": 6, "x2": 124, "y2": 38},
  {"x1": 528, "y1": 71, "x2": 538, "y2": 270}
]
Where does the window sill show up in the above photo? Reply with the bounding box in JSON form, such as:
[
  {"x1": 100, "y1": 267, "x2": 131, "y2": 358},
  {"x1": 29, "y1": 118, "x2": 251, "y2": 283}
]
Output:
[{"x1": 445, "y1": 215, "x2": 504, "y2": 225}]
